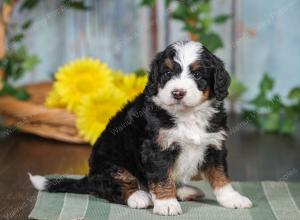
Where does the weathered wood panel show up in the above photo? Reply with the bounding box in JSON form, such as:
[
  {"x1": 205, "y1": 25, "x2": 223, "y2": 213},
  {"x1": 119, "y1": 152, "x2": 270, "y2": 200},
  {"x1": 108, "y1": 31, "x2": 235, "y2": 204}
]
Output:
[
  {"x1": 237, "y1": 0, "x2": 300, "y2": 99},
  {"x1": 13, "y1": 0, "x2": 151, "y2": 84},
  {"x1": 8, "y1": 0, "x2": 299, "y2": 100}
]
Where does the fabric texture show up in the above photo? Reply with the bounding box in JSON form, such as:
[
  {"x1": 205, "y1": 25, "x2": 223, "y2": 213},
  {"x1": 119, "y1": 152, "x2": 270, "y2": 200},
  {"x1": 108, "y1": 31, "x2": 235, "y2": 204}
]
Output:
[{"x1": 29, "y1": 180, "x2": 300, "y2": 220}]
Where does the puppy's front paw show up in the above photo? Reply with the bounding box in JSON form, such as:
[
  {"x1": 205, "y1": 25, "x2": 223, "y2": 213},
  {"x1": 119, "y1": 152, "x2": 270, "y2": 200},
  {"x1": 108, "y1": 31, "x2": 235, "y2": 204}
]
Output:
[
  {"x1": 217, "y1": 192, "x2": 252, "y2": 209},
  {"x1": 153, "y1": 198, "x2": 182, "y2": 216},
  {"x1": 215, "y1": 185, "x2": 253, "y2": 209},
  {"x1": 127, "y1": 190, "x2": 153, "y2": 209}
]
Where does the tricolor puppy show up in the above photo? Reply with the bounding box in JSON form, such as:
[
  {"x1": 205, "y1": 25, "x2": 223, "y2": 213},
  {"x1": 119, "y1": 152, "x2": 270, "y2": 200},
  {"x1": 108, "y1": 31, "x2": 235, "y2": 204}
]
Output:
[{"x1": 29, "y1": 41, "x2": 252, "y2": 216}]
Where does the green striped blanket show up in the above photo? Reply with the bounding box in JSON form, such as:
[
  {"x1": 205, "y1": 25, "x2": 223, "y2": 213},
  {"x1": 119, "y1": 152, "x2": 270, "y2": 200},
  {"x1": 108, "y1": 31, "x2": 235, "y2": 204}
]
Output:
[{"x1": 29, "y1": 181, "x2": 300, "y2": 220}]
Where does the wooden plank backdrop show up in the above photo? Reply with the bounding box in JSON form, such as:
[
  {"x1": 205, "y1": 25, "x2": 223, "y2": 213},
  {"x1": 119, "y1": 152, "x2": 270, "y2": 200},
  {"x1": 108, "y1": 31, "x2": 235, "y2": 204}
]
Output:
[
  {"x1": 236, "y1": 0, "x2": 300, "y2": 99},
  {"x1": 4, "y1": 0, "x2": 300, "y2": 99}
]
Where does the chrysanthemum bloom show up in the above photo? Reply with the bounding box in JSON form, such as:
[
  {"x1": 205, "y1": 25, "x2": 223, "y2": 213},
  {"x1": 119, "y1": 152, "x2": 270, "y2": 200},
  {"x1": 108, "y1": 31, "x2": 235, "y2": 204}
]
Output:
[
  {"x1": 113, "y1": 71, "x2": 148, "y2": 101},
  {"x1": 45, "y1": 89, "x2": 66, "y2": 108},
  {"x1": 76, "y1": 88, "x2": 127, "y2": 144},
  {"x1": 53, "y1": 58, "x2": 114, "y2": 112}
]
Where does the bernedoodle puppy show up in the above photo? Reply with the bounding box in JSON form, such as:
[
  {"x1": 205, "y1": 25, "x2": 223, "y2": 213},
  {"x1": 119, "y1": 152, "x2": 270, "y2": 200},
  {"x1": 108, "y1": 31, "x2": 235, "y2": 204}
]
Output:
[{"x1": 29, "y1": 41, "x2": 252, "y2": 216}]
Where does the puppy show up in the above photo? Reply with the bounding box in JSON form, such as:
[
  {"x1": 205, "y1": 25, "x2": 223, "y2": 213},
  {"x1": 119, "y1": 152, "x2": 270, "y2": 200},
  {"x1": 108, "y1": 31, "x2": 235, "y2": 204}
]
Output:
[{"x1": 29, "y1": 41, "x2": 252, "y2": 216}]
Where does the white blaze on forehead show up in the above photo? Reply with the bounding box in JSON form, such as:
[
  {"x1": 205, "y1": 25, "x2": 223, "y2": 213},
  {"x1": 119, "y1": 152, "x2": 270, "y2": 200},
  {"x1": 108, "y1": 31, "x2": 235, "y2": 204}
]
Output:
[
  {"x1": 172, "y1": 41, "x2": 203, "y2": 68},
  {"x1": 152, "y1": 41, "x2": 205, "y2": 112}
]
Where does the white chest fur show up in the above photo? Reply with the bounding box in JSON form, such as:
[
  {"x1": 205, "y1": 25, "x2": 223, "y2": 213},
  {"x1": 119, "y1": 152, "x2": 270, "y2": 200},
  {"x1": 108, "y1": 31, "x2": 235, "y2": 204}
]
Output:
[{"x1": 157, "y1": 102, "x2": 227, "y2": 183}]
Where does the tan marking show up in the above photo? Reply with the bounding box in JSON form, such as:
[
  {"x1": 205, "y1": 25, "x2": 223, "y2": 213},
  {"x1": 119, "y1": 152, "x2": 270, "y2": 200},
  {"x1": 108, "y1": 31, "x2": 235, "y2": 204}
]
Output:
[
  {"x1": 191, "y1": 173, "x2": 203, "y2": 181},
  {"x1": 114, "y1": 170, "x2": 139, "y2": 200},
  {"x1": 201, "y1": 166, "x2": 230, "y2": 189},
  {"x1": 149, "y1": 168, "x2": 176, "y2": 200},
  {"x1": 164, "y1": 58, "x2": 174, "y2": 70},
  {"x1": 181, "y1": 193, "x2": 203, "y2": 201},
  {"x1": 201, "y1": 90, "x2": 210, "y2": 103},
  {"x1": 156, "y1": 129, "x2": 170, "y2": 150},
  {"x1": 176, "y1": 185, "x2": 204, "y2": 201},
  {"x1": 190, "y1": 61, "x2": 201, "y2": 71},
  {"x1": 157, "y1": 83, "x2": 161, "y2": 92}
]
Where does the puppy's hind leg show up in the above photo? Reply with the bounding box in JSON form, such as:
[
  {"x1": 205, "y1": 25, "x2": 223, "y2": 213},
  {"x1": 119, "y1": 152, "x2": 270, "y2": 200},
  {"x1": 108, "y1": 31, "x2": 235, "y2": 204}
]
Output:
[{"x1": 113, "y1": 169, "x2": 152, "y2": 209}]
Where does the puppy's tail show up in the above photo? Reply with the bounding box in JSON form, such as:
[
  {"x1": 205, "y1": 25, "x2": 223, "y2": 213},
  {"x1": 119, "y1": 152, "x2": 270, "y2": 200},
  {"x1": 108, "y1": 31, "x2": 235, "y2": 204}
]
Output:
[{"x1": 28, "y1": 173, "x2": 91, "y2": 194}]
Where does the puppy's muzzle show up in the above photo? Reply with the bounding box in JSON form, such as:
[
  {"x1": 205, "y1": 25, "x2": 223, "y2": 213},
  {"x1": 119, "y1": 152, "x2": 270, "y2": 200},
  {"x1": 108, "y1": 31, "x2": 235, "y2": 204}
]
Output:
[{"x1": 172, "y1": 89, "x2": 186, "y2": 100}]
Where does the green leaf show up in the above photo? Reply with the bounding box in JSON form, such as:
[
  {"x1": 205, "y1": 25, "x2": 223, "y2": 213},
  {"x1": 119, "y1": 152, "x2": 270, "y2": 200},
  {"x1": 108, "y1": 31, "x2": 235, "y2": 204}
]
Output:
[
  {"x1": 140, "y1": 0, "x2": 155, "y2": 6},
  {"x1": 228, "y1": 75, "x2": 247, "y2": 101},
  {"x1": 244, "y1": 72, "x2": 299, "y2": 135},
  {"x1": 241, "y1": 110, "x2": 259, "y2": 126},
  {"x1": 3, "y1": 57, "x2": 13, "y2": 78},
  {"x1": 10, "y1": 33, "x2": 24, "y2": 43},
  {"x1": 183, "y1": 23, "x2": 199, "y2": 34},
  {"x1": 0, "y1": 81, "x2": 30, "y2": 100},
  {"x1": 62, "y1": 1, "x2": 91, "y2": 10},
  {"x1": 292, "y1": 102, "x2": 300, "y2": 115},
  {"x1": 5, "y1": 0, "x2": 13, "y2": 5},
  {"x1": 0, "y1": 57, "x2": 8, "y2": 69},
  {"x1": 172, "y1": 4, "x2": 190, "y2": 20},
  {"x1": 214, "y1": 14, "x2": 231, "y2": 24},
  {"x1": 250, "y1": 93, "x2": 270, "y2": 108},
  {"x1": 13, "y1": 88, "x2": 31, "y2": 100},
  {"x1": 260, "y1": 113, "x2": 280, "y2": 133},
  {"x1": 22, "y1": 20, "x2": 33, "y2": 30},
  {"x1": 1, "y1": 43, "x2": 40, "y2": 83},
  {"x1": 22, "y1": 55, "x2": 40, "y2": 72},
  {"x1": 14, "y1": 67, "x2": 25, "y2": 80},
  {"x1": 201, "y1": 32, "x2": 223, "y2": 52},
  {"x1": 260, "y1": 73, "x2": 274, "y2": 93},
  {"x1": 280, "y1": 119, "x2": 297, "y2": 135},
  {"x1": 134, "y1": 68, "x2": 148, "y2": 77},
  {"x1": 288, "y1": 87, "x2": 300, "y2": 100},
  {"x1": 0, "y1": 81, "x2": 14, "y2": 96},
  {"x1": 20, "y1": 0, "x2": 40, "y2": 11},
  {"x1": 198, "y1": 1, "x2": 211, "y2": 14},
  {"x1": 15, "y1": 45, "x2": 28, "y2": 60},
  {"x1": 269, "y1": 94, "x2": 283, "y2": 112},
  {"x1": 165, "y1": 0, "x2": 173, "y2": 6},
  {"x1": 201, "y1": 17, "x2": 212, "y2": 33}
]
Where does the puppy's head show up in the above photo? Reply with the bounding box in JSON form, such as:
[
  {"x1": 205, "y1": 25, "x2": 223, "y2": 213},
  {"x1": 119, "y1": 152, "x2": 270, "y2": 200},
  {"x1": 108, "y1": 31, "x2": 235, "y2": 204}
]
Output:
[{"x1": 146, "y1": 41, "x2": 230, "y2": 112}]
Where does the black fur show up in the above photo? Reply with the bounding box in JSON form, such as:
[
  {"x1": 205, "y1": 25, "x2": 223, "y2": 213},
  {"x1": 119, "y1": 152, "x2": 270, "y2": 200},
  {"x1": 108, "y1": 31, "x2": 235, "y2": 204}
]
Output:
[
  {"x1": 46, "y1": 93, "x2": 180, "y2": 204},
  {"x1": 39, "y1": 41, "x2": 231, "y2": 205},
  {"x1": 201, "y1": 46, "x2": 231, "y2": 101}
]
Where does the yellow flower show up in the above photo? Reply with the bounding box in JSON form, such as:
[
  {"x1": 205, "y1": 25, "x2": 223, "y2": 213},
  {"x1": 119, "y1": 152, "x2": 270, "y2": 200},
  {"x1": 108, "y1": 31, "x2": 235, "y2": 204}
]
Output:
[
  {"x1": 76, "y1": 88, "x2": 127, "y2": 144},
  {"x1": 44, "y1": 57, "x2": 149, "y2": 144},
  {"x1": 113, "y1": 71, "x2": 148, "y2": 101},
  {"x1": 54, "y1": 58, "x2": 114, "y2": 112},
  {"x1": 45, "y1": 89, "x2": 66, "y2": 108}
]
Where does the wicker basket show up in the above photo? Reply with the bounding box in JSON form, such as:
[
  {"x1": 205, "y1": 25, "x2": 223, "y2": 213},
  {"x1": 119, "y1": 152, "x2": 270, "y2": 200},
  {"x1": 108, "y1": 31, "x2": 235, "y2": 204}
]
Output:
[{"x1": 0, "y1": 82, "x2": 87, "y2": 144}]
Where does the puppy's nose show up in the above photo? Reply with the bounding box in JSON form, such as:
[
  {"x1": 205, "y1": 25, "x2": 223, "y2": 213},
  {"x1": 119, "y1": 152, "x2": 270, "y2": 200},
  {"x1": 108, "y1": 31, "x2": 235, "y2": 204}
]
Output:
[{"x1": 172, "y1": 89, "x2": 186, "y2": 100}]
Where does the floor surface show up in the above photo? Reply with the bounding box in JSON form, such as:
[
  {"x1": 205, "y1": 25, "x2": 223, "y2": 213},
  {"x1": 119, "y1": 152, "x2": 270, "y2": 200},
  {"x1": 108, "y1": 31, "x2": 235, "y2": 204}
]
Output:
[{"x1": 0, "y1": 125, "x2": 299, "y2": 219}]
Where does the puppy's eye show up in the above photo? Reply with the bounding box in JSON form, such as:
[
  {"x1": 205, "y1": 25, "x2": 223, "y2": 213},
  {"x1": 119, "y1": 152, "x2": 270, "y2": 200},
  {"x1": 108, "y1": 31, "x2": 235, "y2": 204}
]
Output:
[
  {"x1": 164, "y1": 70, "x2": 172, "y2": 76},
  {"x1": 193, "y1": 71, "x2": 202, "y2": 80}
]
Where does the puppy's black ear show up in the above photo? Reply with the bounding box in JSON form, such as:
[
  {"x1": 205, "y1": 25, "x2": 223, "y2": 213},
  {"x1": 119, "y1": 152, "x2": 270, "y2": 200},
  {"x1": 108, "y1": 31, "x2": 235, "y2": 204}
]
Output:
[
  {"x1": 145, "y1": 51, "x2": 163, "y2": 97},
  {"x1": 214, "y1": 61, "x2": 231, "y2": 101},
  {"x1": 202, "y1": 47, "x2": 231, "y2": 101}
]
